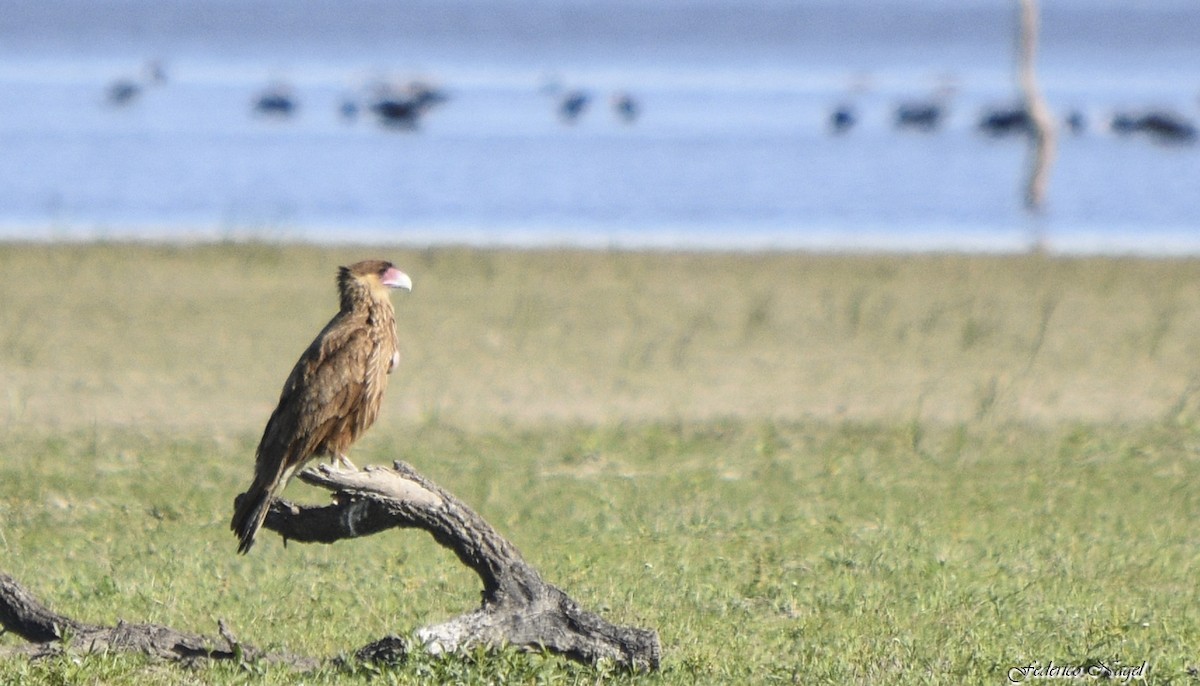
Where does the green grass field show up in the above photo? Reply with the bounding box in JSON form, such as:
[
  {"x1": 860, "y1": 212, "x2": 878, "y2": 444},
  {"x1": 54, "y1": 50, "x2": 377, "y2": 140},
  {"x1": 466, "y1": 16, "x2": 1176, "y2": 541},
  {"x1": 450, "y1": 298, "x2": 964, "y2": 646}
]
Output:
[{"x1": 2, "y1": 243, "x2": 1200, "y2": 684}]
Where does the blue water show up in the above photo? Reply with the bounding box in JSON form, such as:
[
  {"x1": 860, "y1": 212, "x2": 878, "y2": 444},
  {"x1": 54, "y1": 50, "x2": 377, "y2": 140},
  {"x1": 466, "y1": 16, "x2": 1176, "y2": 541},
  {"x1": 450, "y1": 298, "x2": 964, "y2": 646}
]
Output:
[{"x1": 1, "y1": 0, "x2": 1198, "y2": 252}]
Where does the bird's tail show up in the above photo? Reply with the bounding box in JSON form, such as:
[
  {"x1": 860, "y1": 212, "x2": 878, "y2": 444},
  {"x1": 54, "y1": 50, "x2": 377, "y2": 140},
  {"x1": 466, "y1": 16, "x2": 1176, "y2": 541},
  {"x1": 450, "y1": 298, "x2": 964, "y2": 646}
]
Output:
[{"x1": 230, "y1": 479, "x2": 278, "y2": 554}]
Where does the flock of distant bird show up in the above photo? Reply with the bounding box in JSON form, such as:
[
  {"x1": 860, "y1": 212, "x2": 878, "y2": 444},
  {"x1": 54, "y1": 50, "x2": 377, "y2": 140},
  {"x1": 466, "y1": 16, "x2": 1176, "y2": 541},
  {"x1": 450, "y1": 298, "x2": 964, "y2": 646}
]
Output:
[
  {"x1": 829, "y1": 96, "x2": 1197, "y2": 144},
  {"x1": 244, "y1": 80, "x2": 455, "y2": 129},
  {"x1": 103, "y1": 62, "x2": 640, "y2": 129},
  {"x1": 553, "y1": 89, "x2": 640, "y2": 125},
  {"x1": 104, "y1": 63, "x2": 1196, "y2": 143}
]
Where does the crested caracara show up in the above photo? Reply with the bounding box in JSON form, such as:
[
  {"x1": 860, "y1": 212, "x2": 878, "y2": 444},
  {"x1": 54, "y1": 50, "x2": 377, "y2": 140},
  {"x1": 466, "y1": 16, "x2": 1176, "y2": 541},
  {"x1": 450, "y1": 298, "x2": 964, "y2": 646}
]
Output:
[{"x1": 231, "y1": 259, "x2": 412, "y2": 553}]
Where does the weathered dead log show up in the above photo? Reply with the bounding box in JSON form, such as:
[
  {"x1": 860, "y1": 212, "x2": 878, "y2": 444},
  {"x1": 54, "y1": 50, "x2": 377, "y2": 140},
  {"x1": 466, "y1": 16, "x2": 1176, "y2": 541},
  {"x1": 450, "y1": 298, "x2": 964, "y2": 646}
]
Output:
[
  {"x1": 0, "y1": 572, "x2": 314, "y2": 668},
  {"x1": 263, "y1": 461, "x2": 661, "y2": 671}
]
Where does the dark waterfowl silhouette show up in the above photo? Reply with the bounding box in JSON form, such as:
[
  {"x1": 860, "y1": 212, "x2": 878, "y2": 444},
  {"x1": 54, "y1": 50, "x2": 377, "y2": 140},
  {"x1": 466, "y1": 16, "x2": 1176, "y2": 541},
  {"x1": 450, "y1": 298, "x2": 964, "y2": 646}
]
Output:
[
  {"x1": 558, "y1": 90, "x2": 590, "y2": 124},
  {"x1": 254, "y1": 86, "x2": 297, "y2": 118},
  {"x1": 829, "y1": 104, "x2": 857, "y2": 134},
  {"x1": 827, "y1": 72, "x2": 874, "y2": 135},
  {"x1": 894, "y1": 101, "x2": 944, "y2": 131},
  {"x1": 106, "y1": 79, "x2": 140, "y2": 106},
  {"x1": 893, "y1": 77, "x2": 956, "y2": 133},
  {"x1": 104, "y1": 60, "x2": 168, "y2": 108},
  {"x1": 1111, "y1": 110, "x2": 1196, "y2": 143},
  {"x1": 978, "y1": 106, "x2": 1032, "y2": 137},
  {"x1": 1064, "y1": 110, "x2": 1086, "y2": 135},
  {"x1": 612, "y1": 92, "x2": 639, "y2": 124},
  {"x1": 368, "y1": 81, "x2": 448, "y2": 130},
  {"x1": 370, "y1": 98, "x2": 423, "y2": 128}
]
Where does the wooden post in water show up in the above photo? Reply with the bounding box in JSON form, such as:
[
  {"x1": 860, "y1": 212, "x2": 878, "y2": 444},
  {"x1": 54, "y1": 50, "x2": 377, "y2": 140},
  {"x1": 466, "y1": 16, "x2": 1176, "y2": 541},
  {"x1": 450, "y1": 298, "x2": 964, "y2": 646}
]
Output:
[{"x1": 1017, "y1": 0, "x2": 1056, "y2": 223}]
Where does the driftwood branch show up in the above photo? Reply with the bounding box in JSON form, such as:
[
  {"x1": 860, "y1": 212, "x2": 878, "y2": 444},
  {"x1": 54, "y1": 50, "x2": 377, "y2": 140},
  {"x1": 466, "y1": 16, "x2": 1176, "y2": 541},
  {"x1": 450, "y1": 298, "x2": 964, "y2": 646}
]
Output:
[
  {"x1": 265, "y1": 461, "x2": 661, "y2": 671},
  {"x1": 0, "y1": 462, "x2": 660, "y2": 674},
  {"x1": 0, "y1": 572, "x2": 315, "y2": 668}
]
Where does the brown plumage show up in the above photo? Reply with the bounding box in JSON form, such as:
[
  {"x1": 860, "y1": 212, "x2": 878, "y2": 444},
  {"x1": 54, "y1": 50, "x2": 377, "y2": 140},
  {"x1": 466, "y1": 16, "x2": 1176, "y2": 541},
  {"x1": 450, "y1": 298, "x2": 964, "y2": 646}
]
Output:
[{"x1": 231, "y1": 259, "x2": 412, "y2": 553}]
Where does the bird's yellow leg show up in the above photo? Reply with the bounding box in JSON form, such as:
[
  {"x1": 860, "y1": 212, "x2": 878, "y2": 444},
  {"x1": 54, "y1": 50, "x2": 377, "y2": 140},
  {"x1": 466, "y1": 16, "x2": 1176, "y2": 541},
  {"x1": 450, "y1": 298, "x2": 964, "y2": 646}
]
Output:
[{"x1": 334, "y1": 453, "x2": 357, "y2": 471}]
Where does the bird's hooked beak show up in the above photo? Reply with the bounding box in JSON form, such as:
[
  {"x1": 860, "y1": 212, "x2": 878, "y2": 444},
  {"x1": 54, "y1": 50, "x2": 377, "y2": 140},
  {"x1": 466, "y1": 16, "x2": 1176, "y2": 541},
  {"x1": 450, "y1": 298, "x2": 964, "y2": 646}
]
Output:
[{"x1": 381, "y1": 267, "x2": 413, "y2": 291}]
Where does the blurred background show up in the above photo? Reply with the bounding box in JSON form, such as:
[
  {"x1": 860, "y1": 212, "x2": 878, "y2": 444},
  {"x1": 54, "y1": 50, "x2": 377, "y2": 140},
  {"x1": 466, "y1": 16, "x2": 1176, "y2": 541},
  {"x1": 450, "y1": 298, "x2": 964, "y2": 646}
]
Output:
[{"x1": 0, "y1": 0, "x2": 1197, "y2": 253}]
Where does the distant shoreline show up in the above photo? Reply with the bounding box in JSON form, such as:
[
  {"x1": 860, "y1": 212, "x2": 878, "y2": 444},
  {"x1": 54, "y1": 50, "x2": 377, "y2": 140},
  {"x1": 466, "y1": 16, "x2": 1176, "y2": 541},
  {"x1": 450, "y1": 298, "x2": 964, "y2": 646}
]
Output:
[{"x1": 2, "y1": 222, "x2": 1199, "y2": 257}]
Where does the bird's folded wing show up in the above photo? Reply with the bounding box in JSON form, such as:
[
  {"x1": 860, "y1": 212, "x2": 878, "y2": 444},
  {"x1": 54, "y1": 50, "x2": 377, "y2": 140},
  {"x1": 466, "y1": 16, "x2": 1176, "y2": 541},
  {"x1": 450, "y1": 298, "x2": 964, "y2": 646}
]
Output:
[{"x1": 255, "y1": 320, "x2": 373, "y2": 474}]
